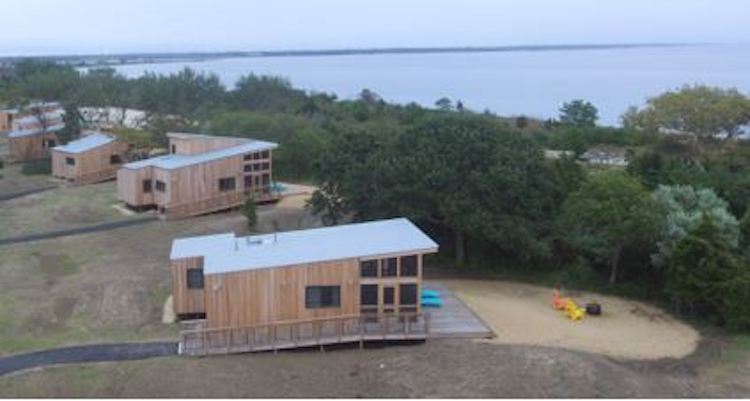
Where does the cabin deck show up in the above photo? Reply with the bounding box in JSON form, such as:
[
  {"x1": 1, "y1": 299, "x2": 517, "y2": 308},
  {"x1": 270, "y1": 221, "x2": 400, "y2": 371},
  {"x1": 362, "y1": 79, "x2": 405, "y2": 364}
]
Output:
[
  {"x1": 423, "y1": 282, "x2": 495, "y2": 339},
  {"x1": 179, "y1": 313, "x2": 430, "y2": 356}
]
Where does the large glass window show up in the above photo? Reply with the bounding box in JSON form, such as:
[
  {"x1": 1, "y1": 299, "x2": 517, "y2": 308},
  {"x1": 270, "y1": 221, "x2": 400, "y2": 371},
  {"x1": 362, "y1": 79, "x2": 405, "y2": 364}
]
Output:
[
  {"x1": 186, "y1": 268, "x2": 204, "y2": 289},
  {"x1": 400, "y1": 255, "x2": 418, "y2": 277},
  {"x1": 218, "y1": 177, "x2": 236, "y2": 191},
  {"x1": 155, "y1": 180, "x2": 166, "y2": 192},
  {"x1": 381, "y1": 258, "x2": 397, "y2": 277},
  {"x1": 360, "y1": 260, "x2": 378, "y2": 277},
  {"x1": 399, "y1": 284, "x2": 418, "y2": 305},
  {"x1": 65, "y1": 157, "x2": 75, "y2": 166},
  {"x1": 305, "y1": 286, "x2": 341, "y2": 308},
  {"x1": 360, "y1": 284, "x2": 378, "y2": 306}
]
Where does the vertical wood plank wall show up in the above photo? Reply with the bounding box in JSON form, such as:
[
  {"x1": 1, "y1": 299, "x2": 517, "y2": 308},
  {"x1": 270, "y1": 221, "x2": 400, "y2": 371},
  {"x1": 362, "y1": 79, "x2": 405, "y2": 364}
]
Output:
[
  {"x1": 171, "y1": 252, "x2": 427, "y2": 329},
  {"x1": 8, "y1": 133, "x2": 58, "y2": 162},
  {"x1": 171, "y1": 256, "x2": 206, "y2": 315},
  {"x1": 51, "y1": 141, "x2": 128, "y2": 183}
]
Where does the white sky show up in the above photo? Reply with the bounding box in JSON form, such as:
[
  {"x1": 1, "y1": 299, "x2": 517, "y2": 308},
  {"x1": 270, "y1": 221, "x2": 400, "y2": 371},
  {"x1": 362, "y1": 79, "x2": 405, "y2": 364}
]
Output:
[{"x1": 0, "y1": 0, "x2": 748, "y2": 55}]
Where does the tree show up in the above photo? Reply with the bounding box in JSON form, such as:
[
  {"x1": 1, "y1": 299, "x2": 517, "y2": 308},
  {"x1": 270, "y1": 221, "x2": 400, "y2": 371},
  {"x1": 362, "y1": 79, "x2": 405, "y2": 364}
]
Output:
[
  {"x1": 434, "y1": 97, "x2": 453, "y2": 111},
  {"x1": 623, "y1": 85, "x2": 750, "y2": 141},
  {"x1": 57, "y1": 102, "x2": 83, "y2": 144},
  {"x1": 667, "y1": 215, "x2": 748, "y2": 327},
  {"x1": 243, "y1": 196, "x2": 258, "y2": 230},
  {"x1": 559, "y1": 170, "x2": 664, "y2": 284},
  {"x1": 652, "y1": 185, "x2": 740, "y2": 267},
  {"x1": 558, "y1": 99, "x2": 598, "y2": 127}
]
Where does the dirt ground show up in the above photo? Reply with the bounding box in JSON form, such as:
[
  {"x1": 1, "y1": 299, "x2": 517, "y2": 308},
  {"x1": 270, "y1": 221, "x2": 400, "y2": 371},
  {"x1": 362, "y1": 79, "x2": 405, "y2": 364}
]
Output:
[
  {"x1": 1, "y1": 337, "x2": 748, "y2": 398},
  {"x1": 0, "y1": 190, "x2": 321, "y2": 354},
  {"x1": 0, "y1": 162, "x2": 57, "y2": 201},
  {"x1": 443, "y1": 279, "x2": 700, "y2": 360}
]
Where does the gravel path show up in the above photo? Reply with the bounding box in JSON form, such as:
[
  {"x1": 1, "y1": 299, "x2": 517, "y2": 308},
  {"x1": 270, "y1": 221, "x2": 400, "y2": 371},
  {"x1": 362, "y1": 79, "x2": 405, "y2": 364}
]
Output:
[
  {"x1": 0, "y1": 342, "x2": 177, "y2": 376},
  {"x1": 0, "y1": 215, "x2": 158, "y2": 246}
]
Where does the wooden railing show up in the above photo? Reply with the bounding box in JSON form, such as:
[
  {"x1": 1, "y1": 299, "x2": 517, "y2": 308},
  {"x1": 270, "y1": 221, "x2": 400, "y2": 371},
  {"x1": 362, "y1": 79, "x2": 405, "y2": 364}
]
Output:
[{"x1": 179, "y1": 312, "x2": 430, "y2": 356}]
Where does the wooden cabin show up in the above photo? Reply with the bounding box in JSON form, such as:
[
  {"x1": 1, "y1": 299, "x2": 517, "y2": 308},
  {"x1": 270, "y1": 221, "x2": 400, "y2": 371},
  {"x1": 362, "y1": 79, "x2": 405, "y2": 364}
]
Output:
[
  {"x1": 170, "y1": 218, "x2": 439, "y2": 355},
  {"x1": 0, "y1": 102, "x2": 61, "y2": 132},
  {"x1": 51, "y1": 132, "x2": 128, "y2": 184},
  {"x1": 7, "y1": 125, "x2": 65, "y2": 162},
  {"x1": 117, "y1": 132, "x2": 278, "y2": 218},
  {"x1": 6, "y1": 104, "x2": 65, "y2": 162}
]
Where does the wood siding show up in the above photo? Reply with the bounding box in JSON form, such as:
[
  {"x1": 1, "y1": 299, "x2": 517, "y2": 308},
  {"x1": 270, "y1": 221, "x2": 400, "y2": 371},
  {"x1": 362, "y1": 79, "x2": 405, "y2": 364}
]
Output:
[
  {"x1": 169, "y1": 135, "x2": 247, "y2": 155},
  {"x1": 8, "y1": 132, "x2": 58, "y2": 162},
  {"x1": 171, "y1": 256, "x2": 206, "y2": 315},
  {"x1": 172, "y1": 252, "x2": 427, "y2": 329},
  {"x1": 51, "y1": 141, "x2": 127, "y2": 184}
]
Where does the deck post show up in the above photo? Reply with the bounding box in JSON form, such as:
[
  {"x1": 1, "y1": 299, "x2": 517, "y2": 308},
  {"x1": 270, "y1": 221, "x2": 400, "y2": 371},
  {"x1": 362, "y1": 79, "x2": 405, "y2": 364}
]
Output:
[
  {"x1": 359, "y1": 316, "x2": 364, "y2": 350},
  {"x1": 273, "y1": 325, "x2": 278, "y2": 354}
]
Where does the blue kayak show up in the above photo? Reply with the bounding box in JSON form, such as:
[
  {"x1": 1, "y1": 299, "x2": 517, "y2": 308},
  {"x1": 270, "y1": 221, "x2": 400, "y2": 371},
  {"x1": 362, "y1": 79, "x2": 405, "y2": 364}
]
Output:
[
  {"x1": 421, "y1": 289, "x2": 441, "y2": 298},
  {"x1": 421, "y1": 297, "x2": 444, "y2": 308}
]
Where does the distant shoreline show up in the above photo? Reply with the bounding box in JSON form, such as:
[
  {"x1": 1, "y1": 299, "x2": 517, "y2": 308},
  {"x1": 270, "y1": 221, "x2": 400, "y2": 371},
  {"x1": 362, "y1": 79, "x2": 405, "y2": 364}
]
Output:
[{"x1": 0, "y1": 42, "x2": 697, "y2": 68}]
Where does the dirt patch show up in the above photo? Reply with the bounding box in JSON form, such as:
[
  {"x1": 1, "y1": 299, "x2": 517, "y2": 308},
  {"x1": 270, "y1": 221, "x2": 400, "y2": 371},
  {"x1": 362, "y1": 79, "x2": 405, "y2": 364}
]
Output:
[
  {"x1": 442, "y1": 279, "x2": 700, "y2": 360},
  {"x1": 1, "y1": 339, "x2": 741, "y2": 397}
]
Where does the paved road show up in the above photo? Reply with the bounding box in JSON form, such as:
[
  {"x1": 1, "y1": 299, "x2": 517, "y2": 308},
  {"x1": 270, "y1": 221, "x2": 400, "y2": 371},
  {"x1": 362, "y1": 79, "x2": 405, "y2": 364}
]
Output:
[
  {"x1": 0, "y1": 342, "x2": 178, "y2": 376},
  {"x1": 0, "y1": 216, "x2": 158, "y2": 246}
]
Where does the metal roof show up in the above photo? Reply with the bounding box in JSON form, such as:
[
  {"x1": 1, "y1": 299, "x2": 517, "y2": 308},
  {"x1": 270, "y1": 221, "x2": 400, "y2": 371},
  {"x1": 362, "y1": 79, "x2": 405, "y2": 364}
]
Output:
[
  {"x1": 122, "y1": 139, "x2": 278, "y2": 170},
  {"x1": 52, "y1": 132, "x2": 115, "y2": 154},
  {"x1": 170, "y1": 218, "x2": 439, "y2": 275},
  {"x1": 7, "y1": 123, "x2": 65, "y2": 138}
]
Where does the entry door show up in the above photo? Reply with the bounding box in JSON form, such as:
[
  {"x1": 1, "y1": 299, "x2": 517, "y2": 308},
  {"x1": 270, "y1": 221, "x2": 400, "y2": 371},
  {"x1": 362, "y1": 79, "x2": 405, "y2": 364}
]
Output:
[{"x1": 382, "y1": 286, "x2": 395, "y2": 313}]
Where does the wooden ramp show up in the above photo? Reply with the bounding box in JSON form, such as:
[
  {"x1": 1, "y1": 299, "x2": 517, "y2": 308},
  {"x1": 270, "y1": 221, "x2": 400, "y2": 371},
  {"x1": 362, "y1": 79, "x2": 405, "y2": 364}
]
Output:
[
  {"x1": 179, "y1": 313, "x2": 429, "y2": 356},
  {"x1": 423, "y1": 282, "x2": 495, "y2": 339}
]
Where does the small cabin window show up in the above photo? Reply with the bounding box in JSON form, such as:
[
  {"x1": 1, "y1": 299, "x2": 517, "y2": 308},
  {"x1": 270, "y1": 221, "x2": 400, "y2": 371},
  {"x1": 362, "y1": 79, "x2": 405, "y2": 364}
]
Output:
[
  {"x1": 383, "y1": 287, "x2": 395, "y2": 305},
  {"x1": 381, "y1": 258, "x2": 397, "y2": 277},
  {"x1": 186, "y1": 268, "x2": 204, "y2": 289},
  {"x1": 218, "y1": 177, "x2": 236, "y2": 191},
  {"x1": 253, "y1": 152, "x2": 261, "y2": 160},
  {"x1": 360, "y1": 284, "x2": 378, "y2": 306},
  {"x1": 399, "y1": 284, "x2": 418, "y2": 306},
  {"x1": 261, "y1": 150, "x2": 270, "y2": 159},
  {"x1": 261, "y1": 174, "x2": 270, "y2": 185},
  {"x1": 155, "y1": 180, "x2": 166, "y2": 192},
  {"x1": 360, "y1": 260, "x2": 378, "y2": 277},
  {"x1": 261, "y1": 162, "x2": 270, "y2": 170},
  {"x1": 243, "y1": 153, "x2": 253, "y2": 161},
  {"x1": 243, "y1": 164, "x2": 252, "y2": 172},
  {"x1": 45, "y1": 139, "x2": 56, "y2": 148},
  {"x1": 142, "y1": 179, "x2": 152, "y2": 193},
  {"x1": 400, "y1": 255, "x2": 418, "y2": 277},
  {"x1": 305, "y1": 286, "x2": 340, "y2": 309},
  {"x1": 65, "y1": 157, "x2": 75, "y2": 166},
  {"x1": 110, "y1": 154, "x2": 122, "y2": 164},
  {"x1": 171, "y1": 144, "x2": 176, "y2": 154}
]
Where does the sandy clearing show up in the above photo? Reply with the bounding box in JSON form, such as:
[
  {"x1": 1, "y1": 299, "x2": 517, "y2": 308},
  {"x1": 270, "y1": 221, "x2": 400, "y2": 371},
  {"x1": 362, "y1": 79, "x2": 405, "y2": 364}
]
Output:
[{"x1": 442, "y1": 279, "x2": 700, "y2": 360}]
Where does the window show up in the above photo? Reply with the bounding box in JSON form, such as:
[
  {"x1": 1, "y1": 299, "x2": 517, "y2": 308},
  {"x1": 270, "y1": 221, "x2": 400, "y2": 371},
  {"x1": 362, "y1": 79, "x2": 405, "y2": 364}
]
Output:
[
  {"x1": 400, "y1": 255, "x2": 418, "y2": 277},
  {"x1": 171, "y1": 144, "x2": 176, "y2": 154},
  {"x1": 261, "y1": 150, "x2": 270, "y2": 159},
  {"x1": 142, "y1": 179, "x2": 152, "y2": 193},
  {"x1": 252, "y1": 163, "x2": 261, "y2": 171},
  {"x1": 243, "y1": 153, "x2": 253, "y2": 161},
  {"x1": 65, "y1": 157, "x2": 75, "y2": 166},
  {"x1": 399, "y1": 284, "x2": 418, "y2": 305},
  {"x1": 218, "y1": 177, "x2": 236, "y2": 191},
  {"x1": 44, "y1": 139, "x2": 56, "y2": 148},
  {"x1": 244, "y1": 175, "x2": 253, "y2": 189},
  {"x1": 243, "y1": 164, "x2": 253, "y2": 172},
  {"x1": 383, "y1": 287, "x2": 395, "y2": 305},
  {"x1": 360, "y1": 284, "x2": 378, "y2": 306},
  {"x1": 254, "y1": 176, "x2": 260, "y2": 186},
  {"x1": 155, "y1": 180, "x2": 166, "y2": 192},
  {"x1": 381, "y1": 258, "x2": 397, "y2": 277},
  {"x1": 261, "y1": 162, "x2": 270, "y2": 170},
  {"x1": 110, "y1": 154, "x2": 122, "y2": 164},
  {"x1": 253, "y1": 152, "x2": 261, "y2": 160},
  {"x1": 305, "y1": 286, "x2": 341, "y2": 308},
  {"x1": 360, "y1": 260, "x2": 378, "y2": 277},
  {"x1": 262, "y1": 174, "x2": 270, "y2": 185},
  {"x1": 186, "y1": 268, "x2": 204, "y2": 289}
]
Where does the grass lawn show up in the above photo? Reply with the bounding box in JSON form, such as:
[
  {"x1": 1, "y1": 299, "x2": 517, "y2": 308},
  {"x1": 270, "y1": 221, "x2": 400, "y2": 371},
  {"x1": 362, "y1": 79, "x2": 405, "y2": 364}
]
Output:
[
  {"x1": 0, "y1": 162, "x2": 57, "y2": 200},
  {"x1": 0, "y1": 186, "x2": 321, "y2": 355}
]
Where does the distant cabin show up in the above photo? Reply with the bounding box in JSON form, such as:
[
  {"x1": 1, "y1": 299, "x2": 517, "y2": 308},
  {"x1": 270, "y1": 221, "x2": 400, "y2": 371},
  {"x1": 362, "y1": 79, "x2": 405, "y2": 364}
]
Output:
[
  {"x1": 171, "y1": 218, "x2": 439, "y2": 355},
  {"x1": 116, "y1": 132, "x2": 278, "y2": 218},
  {"x1": 0, "y1": 102, "x2": 60, "y2": 133},
  {"x1": 6, "y1": 104, "x2": 65, "y2": 162},
  {"x1": 51, "y1": 132, "x2": 128, "y2": 184}
]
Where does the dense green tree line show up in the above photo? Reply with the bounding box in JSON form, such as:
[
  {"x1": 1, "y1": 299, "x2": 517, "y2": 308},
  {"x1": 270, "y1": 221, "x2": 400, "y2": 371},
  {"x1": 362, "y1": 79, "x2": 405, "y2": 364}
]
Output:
[{"x1": 2, "y1": 60, "x2": 750, "y2": 330}]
